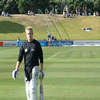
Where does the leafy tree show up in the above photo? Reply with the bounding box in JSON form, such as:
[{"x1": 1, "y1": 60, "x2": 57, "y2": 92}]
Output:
[
  {"x1": 3, "y1": 0, "x2": 19, "y2": 14},
  {"x1": 0, "y1": 0, "x2": 7, "y2": 13},
  {"x1": 86, "y1": 0, "x2": 94, "y2": 15},
  {"x1": 0, "y1": 0, "x2": 100, "y2": 14},
  {"x1": 18, "y1": 0, "x2": 50, "y2": 14},
  {"x1": 0, "y1": 0, "x2": 3, "y2": 13},
  {"x1": 94, "y1": 0, "x2": 100, "y2": 13},
  {"x1": 37, "y1": 0, "x2": 50, "y2": 13},
  {"x1": 0, "y1": 0, "x2": 19, "y2": 14},
  {"x1": 18, "y1": 0, "x2": 31, "y2": 14},
  {"x1": 67, "y1": 1, "x2": 73, "y2": 12}
]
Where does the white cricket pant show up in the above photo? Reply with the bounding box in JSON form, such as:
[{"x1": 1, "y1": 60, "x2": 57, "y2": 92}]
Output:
[{"x1": 25, "y1": 66, "x2": 39, "y2": 100}]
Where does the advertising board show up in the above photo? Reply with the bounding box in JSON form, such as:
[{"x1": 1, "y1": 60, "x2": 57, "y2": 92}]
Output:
[
  {"x1": 3, "y1": 41, "x2": 17, "y2": 47},
  {"x1": 0, "y1": 42, "x2": 3, "y2": 47}
]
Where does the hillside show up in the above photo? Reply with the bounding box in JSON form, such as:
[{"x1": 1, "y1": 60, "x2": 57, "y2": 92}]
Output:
[{"x1": 0, "y1": 14, "x2": 99, "y2": 40}]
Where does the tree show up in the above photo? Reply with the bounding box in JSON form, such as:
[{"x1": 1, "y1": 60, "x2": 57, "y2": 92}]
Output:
[
  {"x1": 86, "y1": 0, "x2": 94, "y2": 15},
  {"x1": 3, "y1": 0, "x2": 19, "y2": 14},
  {"x1": 18, "y1": 0, "x2": 31, "y2": 14},
  {"x1": 0, "y1": 0, "x2": 19, "y2": 14},
  {"x1": 37, "y1": 0, "x2": 50, "y2": 13},
  {"x1": 0, "y1": 0, "x2": 3, "y2": 13},
  {"x1": 0, "y1": 0, "x2": 7, "y2": 13},
  {"x1": 18, "y1": 0, "x2": 50, "y2": 14},
  {"x1": 94, "y1": 0, "x2": 100, "y2": 13},
  {"x1": 67, "y1": 1, "x2": 74, "y2": 13}
]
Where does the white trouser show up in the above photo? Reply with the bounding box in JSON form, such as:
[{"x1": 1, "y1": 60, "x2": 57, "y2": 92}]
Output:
[{"x1": 25, "y1": 66, "x2": 39, "y2": 100}]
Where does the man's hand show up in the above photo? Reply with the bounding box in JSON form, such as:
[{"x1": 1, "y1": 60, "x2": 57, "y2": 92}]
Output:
[
  {"x1": 12, "y1": 70, "x2": 19, "y2": 80},
  {"x1": 39, "y1": 72, "x2": 45, "y2": 79}
]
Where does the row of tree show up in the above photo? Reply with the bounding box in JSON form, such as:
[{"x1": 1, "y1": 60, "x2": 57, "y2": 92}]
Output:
[{"x1": 0, "y1": 0, "x2": 100, "y2": 14}]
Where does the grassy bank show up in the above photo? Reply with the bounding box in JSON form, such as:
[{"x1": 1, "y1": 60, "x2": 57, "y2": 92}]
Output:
[{"x1": 0, "y1": 14, "x2": 99, "y2": 40}]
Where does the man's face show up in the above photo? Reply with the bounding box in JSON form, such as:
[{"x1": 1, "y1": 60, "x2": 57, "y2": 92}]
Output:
[{"x1": 26, "y1": 30, "x2": 33, "y2": 41}]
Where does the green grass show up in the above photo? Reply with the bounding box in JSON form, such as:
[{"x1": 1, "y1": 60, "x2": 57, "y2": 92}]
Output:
[
  {"x1": 0, "y1": 15, "x2": 99, "y2": 40},
  {"x1": 0, "y1": 47, "x2": 100, "y2": 100}
]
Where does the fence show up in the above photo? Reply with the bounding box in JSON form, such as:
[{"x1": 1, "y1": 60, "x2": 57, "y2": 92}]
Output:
[{"x1": 0, "y1": 40, "x2": 100, "y2": 47}]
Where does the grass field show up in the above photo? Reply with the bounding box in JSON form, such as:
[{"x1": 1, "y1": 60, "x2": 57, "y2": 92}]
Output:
[{"x1": 0, "y1": 47, "x2": 100, "y2": 100}]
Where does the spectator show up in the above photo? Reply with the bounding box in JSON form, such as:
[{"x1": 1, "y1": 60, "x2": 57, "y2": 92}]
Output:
[
  {"x1": 54, "y1": 35, "x2": 57, "y2": 41},
  {"x1": 17, "y1": 36, "x2": 20, "y2": 41},
  {"x1": 28, "y1": 10, "x2": 30, "y2": 15},
  {"x1": 82, "y1": 6, "x2": 85, "y2": 16},
  {"x1": 30, "y1": 11, "x2": 33, "y2": 15},
  {"x1": 45, "y1": 8, "x2": 49, "y2": 14},
  {"x1": 70, "y1": 11, "x2": 73, "y2": 16},
  {"x1": 76, "y1": 6, "x2": 78, "y2": 15},
  {"x1": 78, "y1": 9, "x2": 80, "y2": 16},
  {"x1": 55, "y1": 5, "x2": 58, "y2": 14},
  {"x1": 1, "y1": 11, "x2": 5, "y2": 16},
  {"x1": 63, "y1": 8, "x2": 66, "y2": 18},
  {"x1": 50, "y1": 11, "x2": 53, "y2": 16},
  {"x1": 96, "y1": 11, "x2": 99, "y2": 16},
  {"x1": 52, "y1": 35, "x2": 54, "y2": 41},
  {"x1": 93, "y1": 12, "x2": 96, "y2": 16},
  {"x1": 84, "y1": 7, "x2": 87, "y2": 16},
  {"x1": 30, "y1": 11, "x2": 35, "y2": 16},
  {"x1": 48, "y1": 33, "x2": 51, "y2": 41},
  {"x1": 6, "y1": 12, "x2": 10, "y2": 17}
]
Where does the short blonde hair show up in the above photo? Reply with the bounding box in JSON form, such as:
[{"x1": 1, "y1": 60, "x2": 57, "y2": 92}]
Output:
[{"x1": 25, "y1": 26, "x2": 33, "y2": 33}]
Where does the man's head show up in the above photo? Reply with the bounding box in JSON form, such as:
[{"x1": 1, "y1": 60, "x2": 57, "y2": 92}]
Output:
[{"x1": 25, "y1": 26, "x2": 33, "y2": 42}]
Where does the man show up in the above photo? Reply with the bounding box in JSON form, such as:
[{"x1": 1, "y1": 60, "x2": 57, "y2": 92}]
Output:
[{"x1": 12, "y1": 26, "x2": 44, "y2": 100}]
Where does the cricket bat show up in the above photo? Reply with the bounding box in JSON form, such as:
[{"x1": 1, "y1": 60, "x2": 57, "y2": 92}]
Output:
[{"x1": 40, "y1": 77, "x2": 44, "y2": 100}]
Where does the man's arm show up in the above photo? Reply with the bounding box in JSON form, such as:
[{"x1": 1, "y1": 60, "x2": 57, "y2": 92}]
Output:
[
  {"x1": 40, "y1": 63, "x2": 43, "y2": 72},
  {"x1": 39, "y1": 63, "x2": 45, "y2": 79},
  {"x1": 15, "y1": 61, "x2": 21, "y2": 71},
  {"x1": 38, "y1": 43, "x2": 45, "y2": 79},
  {"x1": 12, "y1": 44, "x2": 24, "y2": 80},
  {"x1": 16, "y1": 43, "x2": 24, "y2": 71}
]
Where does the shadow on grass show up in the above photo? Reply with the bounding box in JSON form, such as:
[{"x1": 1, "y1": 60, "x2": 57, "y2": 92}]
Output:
[{"x1": 0, "y1": 21, "x2": 24, "y2": 33}]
